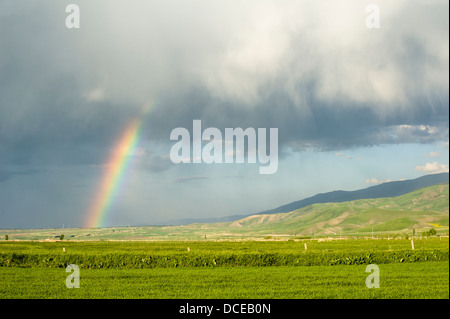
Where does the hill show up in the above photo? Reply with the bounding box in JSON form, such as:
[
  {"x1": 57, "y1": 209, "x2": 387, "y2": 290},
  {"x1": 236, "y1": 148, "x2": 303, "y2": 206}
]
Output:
[
  {"x1": 160, "y1": 173, "x2": 449, "y2": 225},
  {"x1": 227, "y1": 183, "x2": 449, "y2": 236},
  {"x1": 257, "y1": 172, "x2": 449, "y2": 215}
]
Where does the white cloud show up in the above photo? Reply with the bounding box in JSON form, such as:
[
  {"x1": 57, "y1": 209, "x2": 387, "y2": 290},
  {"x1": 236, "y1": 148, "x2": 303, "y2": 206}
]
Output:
[
  {"x1": 395, "y1": 125, "x2": 439, "y2": 135},
  {"x1": 415, "y1": 162, "x2": 449, "y2": 174},
  {"x1": 386, "y1": 125, "x2": 445, "y2": 144},
  {"x1": 366, "y1": 177, "x2": 393, "y2": 185}
]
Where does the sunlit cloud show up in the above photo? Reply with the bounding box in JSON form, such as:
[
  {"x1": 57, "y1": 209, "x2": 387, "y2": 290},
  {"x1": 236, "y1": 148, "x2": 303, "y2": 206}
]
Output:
[{"x1": 415, "y1": 162, "x2": 449, "y2": 174}]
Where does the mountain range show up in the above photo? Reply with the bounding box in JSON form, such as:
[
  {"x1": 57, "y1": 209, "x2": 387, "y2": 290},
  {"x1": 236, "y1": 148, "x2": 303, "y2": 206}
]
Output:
[
  {"x1": 161, "y1": 173, "x2": 449, "y2": 226},
  {"x1": 226, "y1": 182, "x2": 448, "y2": 236}
]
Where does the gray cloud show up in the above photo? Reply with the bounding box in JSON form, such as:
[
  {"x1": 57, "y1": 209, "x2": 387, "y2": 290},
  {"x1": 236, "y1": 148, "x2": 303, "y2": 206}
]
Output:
[
  {"x1": 0, "y1": 0, "x2": 448, "y2": 168},
  {"x1": 0, "y1": 0, "x2": 448, "y2": 228}
]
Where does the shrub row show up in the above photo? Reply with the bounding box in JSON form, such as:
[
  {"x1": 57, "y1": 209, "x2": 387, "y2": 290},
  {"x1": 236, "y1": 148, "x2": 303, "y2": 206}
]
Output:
[{"x1": 0, "y1": 249, "x2": 448, "y2": 269}]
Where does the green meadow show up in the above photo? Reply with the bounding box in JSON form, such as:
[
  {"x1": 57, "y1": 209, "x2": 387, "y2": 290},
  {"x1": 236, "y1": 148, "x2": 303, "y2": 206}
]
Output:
[
  {"x1": 1, "y1": 262, "x2": 448, "y2": 299},
  {"x1": 0, "y1": 238, "x2": 448, "y2": 299}
]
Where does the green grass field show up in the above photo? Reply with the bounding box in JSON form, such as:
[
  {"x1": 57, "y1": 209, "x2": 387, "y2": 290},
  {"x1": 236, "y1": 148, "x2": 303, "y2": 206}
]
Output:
[
  {"x1": 1, "y1": 237, "x2": 448, "y2": 254},
  {"x1": 1, "y1": 238, "x2": 448, "y2": 268},
  {"x1": 0, "y1": 238, "x2": 448, "y2": 299},
  {"x1": 1, "y1": 262, "x2": 448, "y2": 299}
]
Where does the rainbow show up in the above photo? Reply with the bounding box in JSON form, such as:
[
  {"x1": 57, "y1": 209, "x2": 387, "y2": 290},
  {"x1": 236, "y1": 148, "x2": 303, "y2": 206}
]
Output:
[{"x1": 84, "y1": 117, "x2": 143, "y2": 228}]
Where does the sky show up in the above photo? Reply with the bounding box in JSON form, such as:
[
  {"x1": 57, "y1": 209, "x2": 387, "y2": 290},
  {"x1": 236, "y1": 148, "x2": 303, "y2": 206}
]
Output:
[{"x1": 0, "y1": 0, "x2": 448, "y2": 228}]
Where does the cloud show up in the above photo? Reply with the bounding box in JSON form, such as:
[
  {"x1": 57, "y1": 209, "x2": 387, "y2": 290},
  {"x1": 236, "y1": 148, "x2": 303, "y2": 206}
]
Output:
[
  {"x1": 415, "y1": 162, "x2": 449, "y2": 174},
  {"x1": 0, "y1": 0, "x2": 448, "y2": 167},
  {"x1": 0, "y1": 0, "x2": 448, "y2": 228},
  {"x1": 365, "y1": 177, "x2": 393, "y2": 185}
]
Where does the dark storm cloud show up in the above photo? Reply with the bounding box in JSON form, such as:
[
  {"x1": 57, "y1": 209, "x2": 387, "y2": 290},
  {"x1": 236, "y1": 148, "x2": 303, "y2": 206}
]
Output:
[
  {"x1": 144, "y1": 82, "x2": 448, "y2": 153},
  {"x1": 0, "y1": 0, "x2": 448, "y2": 169},
  {"x1": 0, "y1": 0, "x2": 448, "y2": 229}
]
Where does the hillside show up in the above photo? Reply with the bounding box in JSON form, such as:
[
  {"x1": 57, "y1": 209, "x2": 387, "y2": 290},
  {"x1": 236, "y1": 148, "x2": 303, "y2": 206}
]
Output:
[
  {"x1": 160, "y1": 173, "x2": 449, "y2": 225},
  {"x1": 227, "y1": 183, "x2": 449, "y2": 236},
  {"x1": 257, "y1": 172, "x2": 449, "y2": 215}
]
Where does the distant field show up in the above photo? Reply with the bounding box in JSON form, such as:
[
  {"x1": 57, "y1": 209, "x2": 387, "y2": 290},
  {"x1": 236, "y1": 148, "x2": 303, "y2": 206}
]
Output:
[
  {"x1": 1, "y1": 238, "x2": 448, "y2": 268},
  {"x1": 1, "y1": 223, "x2": 448, "y2": 242},
  {"x1": 2, "y1": 237, "x2": 449, "y2": 254},
  {"x1": 1, "y1": 262, "x2": 448, "y2": 299}
]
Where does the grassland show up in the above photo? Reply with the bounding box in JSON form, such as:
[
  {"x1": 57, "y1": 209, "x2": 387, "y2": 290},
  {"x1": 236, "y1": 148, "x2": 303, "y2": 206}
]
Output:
[
  {"x1": 0, "y1": 238, "x2": 448, "y2": 299},
  {"x1": 1, "y1": 238, "x2": 448, "y2": 268},
  {"x1": 1, "y1": 262, "x2": 448, "y2": 299}
]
